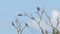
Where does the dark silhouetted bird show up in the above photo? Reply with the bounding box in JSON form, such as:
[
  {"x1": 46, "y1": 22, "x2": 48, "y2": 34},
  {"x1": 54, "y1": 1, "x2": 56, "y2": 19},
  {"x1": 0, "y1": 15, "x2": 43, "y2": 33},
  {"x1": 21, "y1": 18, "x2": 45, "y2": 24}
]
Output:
[
  {"x1": 37, "y1": 7, "x2": 40, "y2": 11},
  {"x1": 18, "y1": 14, "x2": 23, "y2": 16},
  {"x1": 25, "y1": 23, "x2": 29, "y2": 27},
  {"x1": 12, "y1": 22, "x2": 15, "y2": 26}
]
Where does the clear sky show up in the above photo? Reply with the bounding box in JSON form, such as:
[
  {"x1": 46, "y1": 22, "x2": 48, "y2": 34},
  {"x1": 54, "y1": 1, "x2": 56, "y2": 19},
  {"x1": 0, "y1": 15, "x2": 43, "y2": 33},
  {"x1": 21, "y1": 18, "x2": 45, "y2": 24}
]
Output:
[{"x1": 0, "y1": 0, "x2": 60, "y2": 34}]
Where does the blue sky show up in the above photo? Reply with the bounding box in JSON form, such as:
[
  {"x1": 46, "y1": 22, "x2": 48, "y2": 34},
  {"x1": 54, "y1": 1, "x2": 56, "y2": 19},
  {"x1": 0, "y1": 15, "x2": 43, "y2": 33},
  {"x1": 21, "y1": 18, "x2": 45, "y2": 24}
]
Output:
[{"x1": 0, "y1": 0, "x2": 60, "y2": 34}]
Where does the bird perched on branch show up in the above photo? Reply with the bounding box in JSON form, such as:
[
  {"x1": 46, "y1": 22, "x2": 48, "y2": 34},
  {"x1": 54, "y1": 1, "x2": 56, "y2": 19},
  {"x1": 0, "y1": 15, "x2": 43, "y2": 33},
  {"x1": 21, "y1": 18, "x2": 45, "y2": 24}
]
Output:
[
  {"x1": 25, "y1": 23, "x2": 29, "y2": 28},
  {"x1": 12, "y1": 22, "x2": 15, "y2": 27},
  {"x1": 37, "y1": 6, "x2": 40, "y2": 11}
]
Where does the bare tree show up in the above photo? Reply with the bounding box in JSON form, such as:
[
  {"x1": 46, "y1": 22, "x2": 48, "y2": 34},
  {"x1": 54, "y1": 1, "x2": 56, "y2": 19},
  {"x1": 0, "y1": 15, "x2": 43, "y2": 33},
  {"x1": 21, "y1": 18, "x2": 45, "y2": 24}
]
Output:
[
  {"x1": 18, "y1": 6, "x2": 45, "y2": 34},
  {"x1": 12, "y1": 18, "x2": 29, "y2": 34},
  {"x1": 45, "y1": 12, "x2": 60, "y2": 34},
  {"x1": 12, "y1": 6, "x2": 60, "y2": 34}
]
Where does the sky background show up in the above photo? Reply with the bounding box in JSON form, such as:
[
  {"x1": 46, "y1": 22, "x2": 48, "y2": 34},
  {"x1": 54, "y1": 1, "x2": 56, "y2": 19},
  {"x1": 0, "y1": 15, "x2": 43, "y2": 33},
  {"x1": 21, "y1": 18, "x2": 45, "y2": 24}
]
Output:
[{"x1": 0, "y1": 0, "x2": 60, "y2": 34}]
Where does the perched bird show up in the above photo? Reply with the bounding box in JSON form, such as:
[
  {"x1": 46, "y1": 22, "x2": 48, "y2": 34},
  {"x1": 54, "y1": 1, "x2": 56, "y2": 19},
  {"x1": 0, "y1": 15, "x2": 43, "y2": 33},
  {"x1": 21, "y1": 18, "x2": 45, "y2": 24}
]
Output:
[
  {"x1": 52, "y1": 29, "x2": 56, "y2": 34},
  {"x1": 18, "y1": 13, "x2": 23, "y2": 16},
  {"x1": 12, "y1": 22, "x2": 15, "y2": 26},
  {"x1": 31, "y1": 17, "x2": 35, "y2": 20},
  {"x1": 37, "y1": 7, "x2": 40, "y2": 11},
  {"x1": 45, "y1": 30, "x2": 48, "y2": 34},
  {"x1": 25, "y1": 23, "x2": 29, "y2": 27}
]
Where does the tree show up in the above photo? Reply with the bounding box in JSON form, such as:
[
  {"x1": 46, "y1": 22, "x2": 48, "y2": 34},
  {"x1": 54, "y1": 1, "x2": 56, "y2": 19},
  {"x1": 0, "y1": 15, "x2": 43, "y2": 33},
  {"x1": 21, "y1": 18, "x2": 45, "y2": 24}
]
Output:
[
  {"x1": 12, "y1": 6, "x2": 60, "y2": 34},
  {"x1": 12, "y1": 18, "x2": 29, "y2": 34},
  {"x1": 17, "y1": 6, "x2": 46, "y2": 34}
]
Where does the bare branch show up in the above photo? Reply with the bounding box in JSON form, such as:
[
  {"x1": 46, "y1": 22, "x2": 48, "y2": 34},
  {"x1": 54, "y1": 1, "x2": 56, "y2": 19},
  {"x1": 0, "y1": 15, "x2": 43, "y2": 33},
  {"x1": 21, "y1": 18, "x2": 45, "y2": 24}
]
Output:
[
  {"x1": 15, "y1": 18, "x2": 21, "y2": 27},
  {"x1": 45, "y1": 12, "x2": 54, "y2": 28},
  {"x1": 56, "y1": 17, "x2": 60, "y2": 28},
  {"x1": 22, "y1": 26, "x2": 26, "y2": 31},
  {"x1": 40, "y1": 27, "x2": 44, "y2": 34},
  {"x1": 24, "y1": 12, "x2": 38, "y2": 23}
]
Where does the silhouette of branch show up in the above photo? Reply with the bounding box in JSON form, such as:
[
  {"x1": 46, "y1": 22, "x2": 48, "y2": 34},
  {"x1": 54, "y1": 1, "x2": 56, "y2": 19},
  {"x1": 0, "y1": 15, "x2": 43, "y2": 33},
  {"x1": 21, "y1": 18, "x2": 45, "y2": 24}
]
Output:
[{"x1": 12, "y1": 18, "x2": 29, "y2": 34}]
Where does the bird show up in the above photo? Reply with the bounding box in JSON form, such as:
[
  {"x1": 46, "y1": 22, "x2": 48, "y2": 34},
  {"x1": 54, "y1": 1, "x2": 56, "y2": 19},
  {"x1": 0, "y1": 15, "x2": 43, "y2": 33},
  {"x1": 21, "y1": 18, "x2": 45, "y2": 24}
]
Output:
[
  {"x1": 18, "y1": 14, "x2": 23, "y2": 16},
  {"x1": 45, "y1": 30, "x2": 48, "y2": 34},
  {"x1": 37, "y1": 6, "x2": 40, "y2": 11},
  {"x1": 12, "y1": 22, "x2": 15, "y2": 27},
  {"x1": 52, "y1": 29, "x2": 56, "y2": 34},
  {"x1": 25, "y1": 23, "x2": 29, "y2": 27}
]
